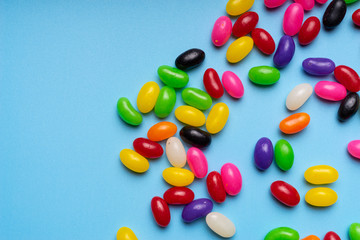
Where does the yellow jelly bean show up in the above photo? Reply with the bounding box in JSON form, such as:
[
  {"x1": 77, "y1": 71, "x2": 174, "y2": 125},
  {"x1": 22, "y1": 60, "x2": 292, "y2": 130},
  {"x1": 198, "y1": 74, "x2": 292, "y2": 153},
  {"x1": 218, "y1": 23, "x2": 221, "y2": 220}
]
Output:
[
  {"x1": 116, "y1": 227, "x2": 138, "y2": 240},
  {"x1": 226, "y1": 0, "x2": 255, "y2": 16},
  {"x1": 206, "y1": 102, "x2": 229, "y2": 134},
  {"x1": 162, "y1": 167, "x2": 194, "y2": 186},
  {"x1": 226, "y1": 36, "x2": 254, "y2": 63},
  {"x1": 305, "y1": 187, "x2": 337, "y2": 207},
  {"x1": 136, "y1": 81, "x2": 160, "y2": 113},
  {"x1": 175, "y1": 105, "x2": 206, "y2": 127},
  {"x1": 304, "y1": 165, "x2": 339, "y2": 185},
  {"x1": 120, "y1": 149, "x2": 149, "y2": 173}
]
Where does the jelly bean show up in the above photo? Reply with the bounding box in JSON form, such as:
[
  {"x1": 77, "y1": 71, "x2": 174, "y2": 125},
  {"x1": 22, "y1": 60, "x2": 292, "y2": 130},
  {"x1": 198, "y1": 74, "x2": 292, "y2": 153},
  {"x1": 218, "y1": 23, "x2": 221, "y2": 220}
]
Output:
[
  {"x1": 175, "y1": 48, "x2": 205, "y2": 71},
  {"x1": 182, "y1": 87, "x2": 212, "y2": 110},
  {"x1": 251, "y1": 28, "x2": 276, "y2": 55},
  {"x1": 226, "y1": 36, "x2": 254, "y2": 63},
  {"x1": 302, "y1": 58, "x2": 335, "y2": 76},
  {"x1": 350, "y1": 223, "x2": 360, "y2": 240},
  {"x1": 316, "y1": 0, "x2": 328, "y2": 3},
  {"x1": 206, "y1": 171, "x2": 227, "y2": 203},
  {"x1": 338, "y1": 92, "x2": 359, "y2": 121},
  {"x1": 226, "y1": 0, "x2": 255, "y2": 16},
  {"x1": 157, "y1": 65, "x2": 189, "y2": 88},
  {"x1": 274, "y1": 139, "x2": 294, "y2": 171},
  {"x1": 305, "y1": 187, "x2": 337, "y2": 207},
  {"x1": 265, "y1": 227, "x2": 300, "y2": 240},
  {"x1": 348, "y1": 140, "x2": 360, "y2": 159},
  {"x1": 254, "y1": 137, "x2": 274, "y2": 170},
  {"x1": 302, "y1": 235, "x2": 320, "y2": 240},
  {"x1": 346, "y1": 0, "x2": 359, "y2": 3},
  {"x1": 265, "y1": 0, "x2": 287, "y2": 8},
  {"x1": 273, "y1": 35, "x2": 295, "y2": 68},
  {"x1": 286, "y1": 83, "x2": 313, "y2": 111},
  {"x1": 182, "y1": 198, "x2": 213, "y2": 222},
  {"x1": 206, "y1": 103, "x2": 229, "y2": 134},
  {"x1": 248, "y1": 66, "x2": 280, "y2": 85},
  {"x1": 334, "y1": 65, "x2": 360, "y2": 92},
  {"x1": 279, "y1": 112, "x2": 310, "y2": 134},
  {"x1": 163, "y1": 187, "x2": 195, "y2": 205},
  {"x1": 314, "y1": 81, "x2": 347, "y2": 101},
  {"x1": 295, "y1": 0, "x2": 315, "y2": 10},
  {"x1": 116, "y1": 227, "x2": 138, "y2": 240},
  {"x1": 304, "y1": 165, "x2": 339, "y2": 184},
  {"x1": 187, "y1": 147, "x2": 208, "y2": 178},
  {"x1": 206, "y1": 212, "x2": 236, "y2": 238},
  {"x1": 120, "y1": 149, "x2": 149, "y2": 173},
  {"x1": 324, "y1": 231, "x2": 341, "y2": 240},
  {"x1": 298, "y1": 17, "x2": 321, "y2": 45},
  {"x1": 166, "y1": 137, "x2": 186, "y2": 168},
  {"x1": 147, "y1": 121, "x2": 177, "y2": 142},
  {"x1": 180, "y1": 126, "x2": 212, "y2": 148},
  {"x1": 221, "y1": 163, "x2": 242, "y2": 196},
  {"x1": 151, "y1": 196, "x2": 171, "y2": 227},
  {"x1": 133, "y1": 137, "x2": 164, "y2": 159},
  {"x1": 270, "y1": 180, "x2": 300, "y2": 207},
  {"x1": 323, "y1": 0, "x2": 347, "y2": 29},
  {"x1": 232, "y1": 11, "x2": 259, "y2": 38},
  {"x1": 136, "y1": 81, "x2": 160, "y2": 114},
  {"x1": 154, "y1": 86, "x2": 176, "y2": 118},
  {"x1": 222, "y1": 71, "x2": 244, "y2": 99},
  {"x1": 352, "y1": 9, "x2": 360, "y2": 26},
  {"x1": 211, "y1": 16, "x2": 232, "y2": 47},
  {"x1": 283, "y1": 4, "x2": 304, "y2": 36},
  {"x1": 175, "y1": 106, "x2": 206, "y2": 127},
  {"x1": 117, "y1": 97, "x2": 143, "y2": 126},
  {"x1": 162, "y1": 167, "x2": 195, "y2": 187},
  {"x1": 203, "y1": 68, "x2": 224, "y2": 99}
]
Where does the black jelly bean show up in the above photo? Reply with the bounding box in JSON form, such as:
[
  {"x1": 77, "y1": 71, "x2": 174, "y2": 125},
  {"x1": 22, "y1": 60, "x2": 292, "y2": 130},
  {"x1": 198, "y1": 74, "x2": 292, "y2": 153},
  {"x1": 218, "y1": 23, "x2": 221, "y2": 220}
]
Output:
[
  {"x1": 338, "y1": 92, "x2": 359, "y2": 121},
  {"x1": 323, "y1": 0, "x2": 347, "y2": 29},
  {"x1": 179, "y1": 126, "x2": 211, "y2": 148},
  {"x1": 175, "y1": 48, "x2": 205, "y2": 71}
]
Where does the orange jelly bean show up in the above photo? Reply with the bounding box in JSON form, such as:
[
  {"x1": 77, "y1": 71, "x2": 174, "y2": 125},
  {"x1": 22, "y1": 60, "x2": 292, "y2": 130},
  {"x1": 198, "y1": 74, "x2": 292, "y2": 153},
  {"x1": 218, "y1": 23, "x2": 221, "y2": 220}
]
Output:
[
  {"x1": 147, "y1": 121, "x2": 177, "y2": 141},
  {"x1": 302, "y1": 235, "x2": 320, "y2": 240},
  {"x1": 279, "y1": 112, "x2": 310, "y2": 134}
]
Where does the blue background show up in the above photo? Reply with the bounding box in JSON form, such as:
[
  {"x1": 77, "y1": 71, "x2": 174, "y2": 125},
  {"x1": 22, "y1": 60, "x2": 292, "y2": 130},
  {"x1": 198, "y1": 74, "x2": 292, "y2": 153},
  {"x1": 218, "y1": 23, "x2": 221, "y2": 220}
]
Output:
[{"x1": 1, "y1": 0, "x2": 360, "y2": 239}]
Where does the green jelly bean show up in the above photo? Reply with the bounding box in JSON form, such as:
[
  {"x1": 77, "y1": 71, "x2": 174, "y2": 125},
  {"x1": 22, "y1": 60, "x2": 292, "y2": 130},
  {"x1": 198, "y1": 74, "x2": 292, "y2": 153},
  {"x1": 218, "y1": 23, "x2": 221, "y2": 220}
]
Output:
[
  {"x1": 155, "y1": 86, "x2": 176, "y2": 118},
  {"x1": 181, "y1": 87, "x2": 212, "y2": 110},
  {"x1": 275, "y1": 139, "x2": 294, "y2": 171},
  {"x1": 265, "y1": 227, "x2": 299, "y2": 240},
  {"x1": 350, "y1": 223, "x2": 360, "y2": 240},
  {"x1": 117, "y1": 97, "x2": 142, "y2": 126},
  {"x1": 248, "y1": 66, "x2": 280, "y2": 85},
  {"x1": 345, "y1": 0, "x2": 358, "y2": 4},
  {"x1": 158, "y1": 65, "x2": 189, "y2": 88}
]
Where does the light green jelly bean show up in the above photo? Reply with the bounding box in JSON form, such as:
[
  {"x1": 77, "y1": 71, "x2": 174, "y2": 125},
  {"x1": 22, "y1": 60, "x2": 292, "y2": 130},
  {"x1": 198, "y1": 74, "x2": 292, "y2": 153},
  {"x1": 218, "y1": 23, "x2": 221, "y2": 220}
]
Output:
[
  {"x1": 248, "y1": 66, "x2": 280, "y2": 85},
  {"x1": 181, "y1": 87, "x2": 212, "y2": 110},
  {"x1": 264, "y1": 227, "x2": 299, "y2": 240},
  {"x1": 117, "y1": 97, "x2": 142, "y2": 126},
  {"x1": 275, "y1": 139, "x2": 294, "y2": 171},
  {"x1": 350, "y1": 223, "x2": 360, "y2": 240},
  {"x1": 158, "y1": 65, "x2": 189, "y2": 88},
  {"x1": 154, "y1": 86, "x2": 176, "y2": 118},
  {"x1": 345, "y1": 0, "x2": 358, "y2": 4}
]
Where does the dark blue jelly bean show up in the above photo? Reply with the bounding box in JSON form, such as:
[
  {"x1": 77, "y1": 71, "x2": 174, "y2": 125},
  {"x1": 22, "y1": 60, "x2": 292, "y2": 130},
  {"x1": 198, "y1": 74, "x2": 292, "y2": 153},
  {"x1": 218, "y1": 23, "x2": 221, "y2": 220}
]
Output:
[
  {"x1": 254, "y1": 137, "x2": 274, "y2": 170},
  {"x1": 302, "y1": 58, "x2": 336, "y2": 76},
  {"x1": 323, "y1": 0, "x2": 347, "y2": 29},
  {"x1": 273, "y1": 35, "x2": 295, "y2": 68},
  {"x1": 338, "y1": 92, "x2": 359, "y2": 121},
  {"x1": 182, "y1": 198, "x2": 213, "y2": 223}
]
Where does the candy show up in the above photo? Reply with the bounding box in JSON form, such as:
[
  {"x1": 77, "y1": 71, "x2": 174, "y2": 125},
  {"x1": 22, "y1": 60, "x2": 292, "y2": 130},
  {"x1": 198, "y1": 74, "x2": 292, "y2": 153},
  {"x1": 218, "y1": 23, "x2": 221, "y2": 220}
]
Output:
[
  {"x1": 154, "y1": 86, "x2": 176, "y2": 118},
  {"x1": 323, "y1": 0, "x2": 347, "y2": 28},
  {"x1": 279, "y1": 112, "x2": 310, "y2": 134},
  {"x1": 182, "y1": 198, "x2": 213, "y2": 222},
  {"x1": 187, "y1": 147, "x2": 208, "y2": 178},
  {"x1": 254, "y1": 137, "x2": 274, "y2": 170},
  {"x1": 226, "y1": 36, "x2": 254, "y2": 63},
  {"x1": 346, "y1": 0, "x2": 359, "y2": 3},
  {"x1": 226, "y1": 0, "x2": 255, "y2": 16},
  {"x1": 175, "y1": 106, "x2": 206, "y2": 127},
  {"x1": 316, "y1": 0, "x2": 328, "y2": 3},
  {"x1": 221, "y1": 163, "x2": 242, "y2": 196},
  {"x1": 222, "y1": 71, "x2": 244, "y2": 99},
  {"x1": 136, "y1": 81, "x2": 160, "y2": 114},
  {"x1": 302, "y1": 235, "x2": 320, "y2": 240},
  {"x1": 147, "y1": 121, "x2": 177, "y2": 141},
  {"x1": 162, "y1": 167, "x2": 195, "y2": 187},
  {"x1": 305, "y1": 187, "x2": 338, "y2": 207},
  {"x1": 302, "y1": 58, "x2": 336, "y2": 76},
  {"x1": 206, "y1": 103, "x2": 229, "y2": 134},
  {"x1": 117, "y1": 97, "x2": 143, "y2": 126},
  {"x1": 163, "y1": 187, "x2": 195, "y2": 205},
  {"x1": 157, "y1": 65, "x2": 189, "y2": 88},
  {"x1": 352, "y1": 9, "x2": 360, "y2": 26},
  {"x1": 120, "y1": 149, "x2": 149, "y2": 173},
  {"x1": 116, "y1": 227, "x2": 138, "y2": 240},
  {"x1": 283, "y1": 3, "x2": 304, "y2": 36},
  {"x1": 232, "y1": 11, "x2": 259, "y2": 38},
  {"x1": 298, "y1": 17, "x2": 321, "y2": 45},
  {"x1": 295, "y1": 0, "x2": 315, "y2": 10},
  {"x1": 180, "y1": 126, "x2": 212, "y2": 148},
  {"x1": 348, "y1": 140, "x2": 360, "y2": 159},
  {"x1": 206, "y1": 212, "x2": 236, "y2": 238},
  {"x1": 166, "y1": 137, "x2": 187, "y2": 168},
  {"x1": 270, "y1": 180, "x2": 300, "y2": 207},
  {"x1": 265, "y1": 0, "x2": 287, "y2": 7},
  {"x1": 338, "y1": 92, "x2": 359, "y2": 121},
  {"x1": 304, "y1": 165, "x2": 339, "y2": 184},
  {"x1": 133, "y1": 138, "x2": 164, "y2": 159},
  {"x1": 182, "y1": 87, "x2": 212, "y2": 110},
  {"x1": 264, "y1": 227, "x2": 300, "y2": 240},
  {"x1": 175, "y1": 48, "x2": 205, "y2": 71},
  {"x1": 206, "y1": 171, "x2": 227, "y2": 203},
  {"x1": 151, "y1": 196, "x2": 171, "y2": 227},
  {"x1": 286, "y1": 83, "x2": 313, "y2": 111},
  {"x1": 251, "y1": 28, "x2": 276, "y2": 55},
  {"x1": 203, "y1": 68, "x2": 224, "y2": 99},
  {"x1": 273, "y1": 35, "x2": 295, "y2": 68},
  {"x1": 211, "y1": 16, "x2": 232, "y2": 47},
  {"x1": 314, "y1": 81, "x2": 347, "y2": 101},
  {"x1": 349, "y1": 223, "x2": 360, "y2": 240},
  {"x1": 324, "y1": 231, "x2": 341, "y2": 240},
  {"x1": 334, "y1": 65, "x2": 360, "y2": 92},
  {"x1": 274, "y1": 139, "x2": 294, "y2": 171},
  {"x1": 248, "y1": 66, "x2": 280, "y2": 85}
]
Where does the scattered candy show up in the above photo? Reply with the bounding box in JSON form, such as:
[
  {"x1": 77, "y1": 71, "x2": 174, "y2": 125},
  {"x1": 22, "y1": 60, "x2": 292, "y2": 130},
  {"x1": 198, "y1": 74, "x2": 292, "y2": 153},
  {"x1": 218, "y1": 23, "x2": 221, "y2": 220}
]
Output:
[
  {"x1": 175, "y1": 48, "x2": 205, "y2": 71},
  {"x1": 206, "y1": 171, "x2": 227, "y2": 203},
  {"x1": 251, "y1": 28, "x2": 276, "y2": 55},
  {"x1": 157, "y1": 65, "x2": 189, "y2": 88},
  {"x1": 187, "y1": 147, "x2": 208, "y2": 178},
  {"x1": 166, "y1": 137, "x2": 187, "y2": 168},
  {"x1": 232, "y1": 11, "x2": 259, "y2": 38},
  {"x1": 120, "y1": 149, "x2": 149, "y2": 173},
  {"x1": 254, "y1": 137, "x2": 274, "y2": 170},
  {"x1": 162, "y1": 167, "x2": 195, "y2": 187},
  {"x1": 264, "y1": 227, "x2": 300, "y2": 240},
  {"x1": 221, "y1": 163, "x2": 242, "y2": 196},
  {"x1": 136, "y1": 81, "x2": 160, "y2": 114},
  {"x1": 205, "y1": 212, "x2": 236, "y2": 238},
  {"x1": 279, "y1": 112, "x2": 310, "y2": 134},
  {"x1": 302, "y1": 58, "x2": 336, "y2": 76},
  {"x1": 222, "y1": 71, "x2": 244, "y2": 99},
  {"x1": 348, "y1": 140, "x2": 360, "y2": 159},
  {"x1": 180, "y1": 126, "x2": 212, "y2": 148},
  {"x1": 286, "y1": 83, "x2": 313, "y2": 111},
  {"x1": 298, "y1": 17, "x2": 321, "y2": 46},
  {"x1": 226, "y1": 36, "x2": 254, "y2": 63},
  {"x1": 248, "y1": 66, "x2": 280, "y2": 85},
  {"x1": 324, "y1": 231, "x2": 341, "y2": 240},
  {"x1": 182, "y1": 87, "x2": 212, "y2": 110},
  {"x1": 182, "y1": 198, "x2": 213, "y2": 222},
  {"x1": 334, "y1": 65, "x2": 360, "y2": 92},
  {"x1": 206, "y1": 102, "x2": 230, "y2": 134},
  {"x1": 151, "y1": 196, "x2": 171, "y2": 227},
  {"x1": 295, "y1": 0, "x2": 315, "y2": 11},
  {"x1": 352, "y1": 9, "x2": 360, "y2": 26},
  {"x1": 175, "y1": 105, "x2": 206, "y2": 127},
  {"x1": 323, "y1": 0, "x2": 347, "y2": 29},
  {"x1": 304, "y1": 165, "x2": 339, "y2": 184},
  {"x1": 283, "y1": 3, "x2": 304, "y2": 36},
  {"x1": 163, "y1": 187, "x2": 195, "y2": 205},
  {"x1": 349, "y1": 223, "x2": 360, "y2": 240},
  {"x1": 273, "y1": 35, "x2": 295, "y2": 68},
  {"x1": 212, "y1": 16, "x2": 233, "y2": 47},
  {"x1": 274, "y1": 139, "x2": 294, "y2": 171},
  {"x1": 314, "y1": 81, "x2": 347, "y2": 101},
  {"x1": 116, "y1": 227, "x2": 138, "y2": 240},
  {"x1": 226, "y1": 0, "x2": 255, "y2": 16},
  {"x1": 305, "y1": 187, "x2": 338, "y2": 207},
  {"x1": 264, "y1": 0, "x2": 287, "y2": 8},
  {"x1": 147, "y1": 121, "x2": 177, "y2": 142},
  {"x1": 133, "y1": 137, "x2": 164, "y2": 159},
  {"x1": 154, "y1": 86, "x2": 176, "y2": 118},
  {"x1": 338, "y1": 92, "x2": 359, "y2": 121},
  {"x1": 117, "y1": 97, "x2": 143, "y2": 126},
  {"x1": 203, "y1": 68, "x2": 224, "y2": 98}
]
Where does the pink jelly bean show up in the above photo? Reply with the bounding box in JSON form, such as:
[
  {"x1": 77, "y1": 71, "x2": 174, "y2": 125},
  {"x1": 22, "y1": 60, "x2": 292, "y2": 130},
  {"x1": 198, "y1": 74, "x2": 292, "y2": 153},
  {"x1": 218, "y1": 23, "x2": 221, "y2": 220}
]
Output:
[
  {"x1": 211, "y1": 16, "x2": 232, "y2": 47},
  {"x1": 222, "y1": 71, "x2": 244, "y2": 99},
  {"x1": 283, "y1": 3, "x2": 304, "y2": 36},
  {"x1": 265, "y1": 0, "x2": 287, "y2": 8},
  {"x1": 220, "y1": 163, "x2": 242, "y2": 196},
  {"x1": 348, "y1": 140, "x2": 360, "y2": 159},
  {"x1": 187, "y1": 147, "x2": 208, "y2": 178},
  {"x1": 314, "y1": 81, "x2": 347, "y2": 101},
  {"x1": 294, "y1": 0, "x2": 314, "y2": 11},
  {"x1": 315, "y1": 0, "x2": 328, "y2": 4}
]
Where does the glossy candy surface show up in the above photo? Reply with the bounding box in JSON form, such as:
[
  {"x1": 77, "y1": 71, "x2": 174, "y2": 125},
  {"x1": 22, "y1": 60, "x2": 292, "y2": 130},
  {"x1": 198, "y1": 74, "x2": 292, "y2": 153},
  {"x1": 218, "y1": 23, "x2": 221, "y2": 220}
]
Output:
[
  {"x1": 248, "y1": 66, "x2": 280, "y2": 85},
  {"x1": 265, "y1": 0, "x2": 287, "y2": 8},
  {"x1": 206, "y1": 212, "x2": 236, "y2": 238},
  {"x1": 232, "y1": 11, "x2": 259, "y2": 38},
  {"x1": 302, "y1": 58, "x2": 336, "y2": 76},
  {"x1": 154, "y1": 86, "x2": 176, "y2": 118},
  {"x1": 211, "y1": 16, "x2": 232, "y2": 47},
  {"x1": 182, "y1": 198, "x2": 213, "y2": 222},
  {"x1": 286, "y1": 83, "x2": 313, "y2": 111},
  {"x1": 148, "y1": 121, "x2": 177, "y2": 142},
  {"x1": 133, "y1": 138, "x2": 163, "y2": 159},
  {"x1": 166, "y1": 137, "x2": 187, "y2": 168},
  {"x1": 151, "y1": 196, "x2": 171, "y2": 227},
  {"x1": 120, "y1": 149, "x2": 149, "y2": 173},
  {"x1": 222, "y1": 71, "x2": 244, "y2": 99},
  {"x1": 182, "y1": 87, "x2": 212, "y2": 110},
  {"x1": 283, "y1": 3, "x2": 304, "y2": 36},
  {"x1": 279, "y1": 112, "x2": 310, "y2": 134},
  {"x1": 353, "y1": 9, "x2": 360, "y2": 26},
  {"x1": 349, "y1": 223, "x2": 360, "y2": 240},
  {"x1": 274, "y1": 139, "x2": 294, "y2": 171},
  {"x1": 348, "y1": 140, "x2": 360, "y2": 159},
  {"x1": 162, "y1": 167, "x2": 195, "y2": 187},
  {"x1": 264, "y1": 227, "x2": 300, "y2": 240},
  {"x1": 187, "y1": 147, "x2": 208, "y2": 178},
  {"x1": 316, "y1": 0, "x2": 328, "y2": 3},
  {"x1": 251, "y1": 28, "x2": 276, "y2": 55},
  {"x1": 226, "y1": 36, "x2": 254, "y2": 63},
  {"x1": 163, "y1": 187, "x2": 195, "y2": 205},
  {"x1": 273, "y1": 35, "x2": 295, "y2": 68},
  {"x1": 175, "y1": 48, "x2": 205, "y2": 71},
  {"x1": 304, "y1": 165, "x2": 339, "y2": 184},
  {"x1": 270, "y1": 180, "x2": 300, "y2": 207},
  {"x1": 314, "y1": 81, "x2": 347, "y2": 101},
  {"x1": 116, "y1": 227, "x2": 138, "y2": 240},
  {"x1": 305, "y1": 187, "x2": 338, "y2": 207},
  {"x1": 226, "y1": 0, "x2": 255, "y2": 16},
  {"x1": 338, "y1": 92, "x2": 359, "y2": 121},
  {"x1": 302, "y1": 235, "x2": 320, "y2": 240},
  {"x1": 254, "y1": 137, "x2": 274, "y2": 170},
  {"x1": 157, "y1": 65, "x2": 189, "y2": 88},
  {"x1": 179, "y1": 126, "x2": 212, "y2": 148},
  {"x1": 324, "y1": 231, "x2": 341, "y2": 240},
  {"x1": 298, "y1": 17, "x2": 321, "y2": 45},
  {"x1": 323, "y1": 0, "x2": 347, "y2": 28},
  {"x1": 206, "y1": 171, "x2": 227, "y2": 203},
  {"x1": 221, "y1": 163, "x2": 242, "y2": 196},
  {"x1": 203, "y1": 68, "x2": 224, "y2": 98},
  {"x1": 295, "y1": 0, "x2": 315, "y2": 10},
  {"x1": 334, "y1": 65, "x2": 360, "y2": 92},
  {"x1": 136, "y1": 81, "x2": 160, "y2": 114},
  {"x1": 206, "y1": 103, "x2": 229, "y2": 134},
  {"x1": 175, "y1": 106, "x2": 206, "y2": 127},
  {"x1": 117, "y1": 97, "x2": 143, "y2": 126}
]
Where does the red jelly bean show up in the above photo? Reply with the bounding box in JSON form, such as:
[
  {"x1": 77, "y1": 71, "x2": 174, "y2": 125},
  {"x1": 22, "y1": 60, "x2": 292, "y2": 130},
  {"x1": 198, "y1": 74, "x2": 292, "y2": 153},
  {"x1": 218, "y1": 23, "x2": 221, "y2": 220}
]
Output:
[
  {"x1": 324, "y1": 231, "x2": 341, "y2": 240},
  {"x1": 334, "y1": 65, "x2": 360, "y2": 92},
  {"x1": 232, "y1": 11, "x2": 259, "y2": 38},
  {"x1": 353, "y1": 9, "x2": 360, "y2": 27},
  {"x1": 151, "y1": 196, "x2": 171, "y2": 227},
  {"x1": 133, "y1": 137, "x2": 163, "y2": 159},
  {"x1": 203, "y1": 68, "x2": 224, "y2": 99},
  {"x1": 270, "y1": 180, "x2": 300, "y2": 207},
  {"x1": 163, "y1": 187, "x2": 195, "y2": 205},
  {"x1": 298, "y1": 16, "x2": 321, "y2": 45},
  {"x1": 251, "y1": 28, "x2": 276, "y2": 55},
  {"x1": 206, "y1": 171, "x2": 227, "y2": 203}
]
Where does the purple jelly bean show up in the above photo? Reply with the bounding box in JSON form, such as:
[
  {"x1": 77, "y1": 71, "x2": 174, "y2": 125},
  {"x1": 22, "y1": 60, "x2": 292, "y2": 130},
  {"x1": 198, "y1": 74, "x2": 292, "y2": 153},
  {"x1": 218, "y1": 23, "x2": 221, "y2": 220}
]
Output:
[
  {"x1": 254, "y1": 137, "x2": 274, "y2": 170},
  {"x1": 181, "y1": 198, "x2": 213, "y2": 223},
  {"x1": 273, "y1": 35, "x2": 295, "y2": 68},
  {"x1": 302, "y1": 58, "x2": 336, "y2": 76}
]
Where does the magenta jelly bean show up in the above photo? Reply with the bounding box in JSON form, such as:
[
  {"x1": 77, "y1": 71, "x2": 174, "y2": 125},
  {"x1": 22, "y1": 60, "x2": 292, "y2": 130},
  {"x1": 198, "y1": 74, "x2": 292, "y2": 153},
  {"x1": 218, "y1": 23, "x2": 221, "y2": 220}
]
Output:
[
  {"x1": 187, "y1": 147, "x2": 208, "y2": 178},
  {"x1": 222, "y1": 71, "x2": 244, "y2": 99},
  {"x1": 295, "y1": 0, "x2": 314, "y2": 11},
  {"x1": 283, "y1": 3, "x2": 304, "y2": 36},
  {"x1": 264, "y1": 0, "x2": 287, "y2": 8},
  {"x1": 212, "y1": 16, "x2": 232, "y2": 47},
  {"x1": 316, "y1": 0, "x2": 328, "y2": 3},
  {"x1": 314, "y1": 81, "x2": 347, "y2": 101},
  {"x1": 348, "y1": 140, "x2": 360, "y2": 159},
  {"x1": 221, "y1": 163, "x2": 242, "y2": 196}
]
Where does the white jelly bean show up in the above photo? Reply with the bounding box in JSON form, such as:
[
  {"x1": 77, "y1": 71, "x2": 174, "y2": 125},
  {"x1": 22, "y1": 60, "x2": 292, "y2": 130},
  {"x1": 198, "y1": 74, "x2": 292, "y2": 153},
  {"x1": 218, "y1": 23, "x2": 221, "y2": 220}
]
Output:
[
  {"x1": 206, "y1": 212, "x2": 236, "y2": 238},
  {"x1": 166, "y1": 137, "x2": 186, "y2": 167},
  {"x1": 286, "y1": 83, "x2": 313, "y2": 111}
]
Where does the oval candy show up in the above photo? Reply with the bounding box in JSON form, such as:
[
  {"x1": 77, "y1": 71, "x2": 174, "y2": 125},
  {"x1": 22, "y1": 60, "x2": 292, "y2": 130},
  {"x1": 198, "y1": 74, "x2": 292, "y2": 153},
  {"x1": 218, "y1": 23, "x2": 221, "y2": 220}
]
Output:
[
  {"x1": 117, "y1": 97, "x2": 143, "y2": 126},
  {"x1": 158, "y1": 65, "x2": 189, "y2": 88},
  {"x1": 248, "y1": 66, "x2": 280, "y2": 85},
  {"x1": 304, "y1": 165, "x2": 339, "y2": 184},
  {"x1": 180, "y1": 126, "x2": 212, "y2": 148},
  {"x1": 298, "y1": 17, "x2": 321, "y2": 45},
  {"x1": 338, "y1": 92, "x2": 359, "y2": 121},
  {"x1": 324, "y1": 231, "x2": 341, "y2": 240},
  {"x1": 182, "y1": 87, "x2": 212, "y2": 110},
  {"x1": 265, "y1": 227, "x2": 300, "y2": 240},
  {"x1": 175, "y1": 48, "x2": 205, "y2": 71},
  {"x1": 148, "y1": 121, "x2": 177, "y2": 142},
  {"x1": 273, "y1": 35, "x2": 295, "y2": 68},
  {"x1": 206, "y1": 212, "x2": 236, "y2": 238},
  {"x1": 317, "y1": 0, "x2": 328, "y2": 3},
  {"x1": 226, "y1": 36, "x2": 254, "y2": 63},
  {"x1": 206, "y1": 102, "x2": 229, "y2": 134},
  {"x1": 286, "y1": 83, "x2": 313, "y2": 111},
  {"x1": 349, "y1": 223, "x2": 360, "y2": 240},
  {"x1": 274, "y1": 139, "x2": 294, "y2": 171},
  {"x1": 221, "y1": 163, "x2": 242, "y2": 196},
  {"x1": 251, "y1": 28, "x2": 276, "y2": 55},
  {"x1": 136, "y1": 81, "x2": 160, "y2": 114},
  {"x1": 334, "y1": 65, "x2": 360, "y2": 92},
  {"x1": 187, "y1": 147, "x2": 208, "y2": 178},
  {"x1": 163, "y1": 187, "x2": 195, "y2": 205},
  {"x1": 182, "y1": 198, "x2": 213, "y2": 223},
  {"x1": 162, "y1": 167, "x2": 195, "y2": 187},
  {"x1": 222, "y1": 71, "x2": 244, "y2": 99},
  {"x1": 206, "y1": 171, "x2": 227, "y2": 203},
  {"x1": 323, "y1": 0, "x2": 347, "y2": 28},
  {"x1": 232, "y1": 11, "x2": 259, "y2": 38},
  {"x1": 352, "y1": 9, "x2": 360, "y2": 26},
  {"x1": 305, "y1": 187, "x2": 338, "y2": 207},
  {"x1": 226, "y1": 0, "x2": 255, "y2": 16},
  {"x1": 211, "y1": 16, "x2": 232, "y2": 47},
  {"x1": 270, "y1": 180, "x2": 300, "y2": 207},
  {"x1": 120, "y1": 149, "x2": 149, "y2": 173},
  {"x1": 264, "y1": 0, "x2": 287, "y2": 8},
  {"x1": 175, "y1": 105, "x2": 206, "y2": 127},
  {"x1": 283, "y1": 3, "x2": 304, "y2": 36},
  {"x1": 295, "y1": 0, "x2": 315, "y2": 10},
  {"x1": 348, "y1": 140, "x2": 360, "y2": 159},
  {"x1": 279, "y1": 112, "x2": 310, "y2": 134},
  {"x1": 314, "y1": 81, "x2": 347, "y2": 101},
  {"x1": 166, "y1": 137, "x2": 187, "y2": 168},
  {"x1": 154, "y1": 86, "x2": 176, "y2": 118},
  {"x1": 302, "y1": 58, "x2": 336, "y2": 76},
  {"x1": 133, "y1": 138, "x2": 164, "y2": 159},
  {"x1": 254, "y1": 137, "x2": 274, "y2": 170},
  {"x1": 203, "y1": 68, "x2": 224, "y2": 99},
  {"x1": 116, "y1": 227, "x2": 138, "y2": 240},
  {"x1": 302, "y1": 235, "x2": 320, "y2": 240},
  {"x1": 151, "y1": 196, "x2": 171, "y2": 227}
]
